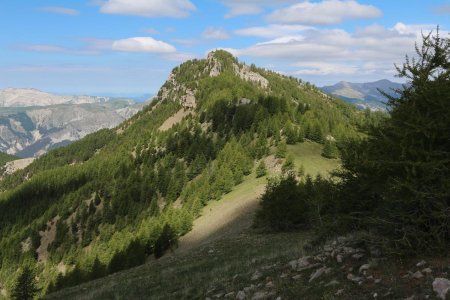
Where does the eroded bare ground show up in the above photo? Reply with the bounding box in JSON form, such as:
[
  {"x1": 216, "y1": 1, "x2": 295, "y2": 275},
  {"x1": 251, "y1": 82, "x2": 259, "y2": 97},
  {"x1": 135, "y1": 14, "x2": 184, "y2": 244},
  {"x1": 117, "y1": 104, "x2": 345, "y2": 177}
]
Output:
[
  {"x1": 2, "y1": 157, "x2": 34, "y2": 176},
  {"x1": 158, "y1": 109, "x2": 192, "y2": 131},
  {"x1": 175, "y1": 182, "x2": 265, "y2": 255}
]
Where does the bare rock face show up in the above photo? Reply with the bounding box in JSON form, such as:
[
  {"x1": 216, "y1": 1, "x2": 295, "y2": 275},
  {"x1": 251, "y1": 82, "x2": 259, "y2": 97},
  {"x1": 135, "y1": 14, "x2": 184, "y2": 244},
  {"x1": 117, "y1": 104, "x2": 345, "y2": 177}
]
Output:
[
  {"x1": 233, "y1": 64, "x2": 269, "y2": 89},
  {"x1": 0, "y1": 88, "x2": 111, "y2": 107},
  {"x1": 207, "y1": 52, "x2": 222, "y2": 77},
  {"x1": 0, "y1": 101, "x2": 143, "y2": 157},
  {"x1": 181, "y1": 89, "x2": 197, "y2": 110}
]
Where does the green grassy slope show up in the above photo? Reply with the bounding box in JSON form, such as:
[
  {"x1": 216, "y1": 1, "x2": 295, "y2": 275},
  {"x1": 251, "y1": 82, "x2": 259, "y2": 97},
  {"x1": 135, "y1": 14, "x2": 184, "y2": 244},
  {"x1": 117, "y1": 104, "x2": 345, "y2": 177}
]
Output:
[
  {"x1": 47, "y1": 142, "x2": 340, "y2": 299},
  {"x1": 287, "y1": 142, "x2": 340, "y2": 177}
]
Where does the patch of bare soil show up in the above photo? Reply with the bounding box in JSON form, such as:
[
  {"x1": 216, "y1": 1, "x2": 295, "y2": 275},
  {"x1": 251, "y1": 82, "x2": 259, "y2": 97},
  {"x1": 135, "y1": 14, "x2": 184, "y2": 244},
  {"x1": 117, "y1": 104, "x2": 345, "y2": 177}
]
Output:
[{"x1": 158, "y1": 109, "x2": 192, "y2": 131}]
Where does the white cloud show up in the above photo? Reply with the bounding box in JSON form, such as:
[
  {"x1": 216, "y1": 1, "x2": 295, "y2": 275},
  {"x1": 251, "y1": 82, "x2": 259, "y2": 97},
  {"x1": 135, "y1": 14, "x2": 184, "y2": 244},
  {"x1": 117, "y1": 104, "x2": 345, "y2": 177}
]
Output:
[
  {"x1": 230, "y1": 23, "x2": 444, "y2": 83},
  {"x1": 99, "y1": 0, "x2": 196, "y2": 18},
  {"x1": 225, "y1": 3, "x2": 262, "y2": 18},
  {"x1": 221, "y1": 0, "x2": 295, "y2": 18},
  {"x1": 294, "y1": 62, "x2": 358, "y2": 75},
  {"x1": 266, "y1": 0, "x2": 382, "y2": 25},
  {"x1": 234, "y1": 24, "x2": 313, "y2": 38},
  {"x1": 40, "y1": 6, "x2": 80, "y2": 16},
  {"x1": 202, "y1": 27, "x2": 230, "y2": 40},
  {"x1": 112, "y1": 37, "x2": 176, "y2": 53}
]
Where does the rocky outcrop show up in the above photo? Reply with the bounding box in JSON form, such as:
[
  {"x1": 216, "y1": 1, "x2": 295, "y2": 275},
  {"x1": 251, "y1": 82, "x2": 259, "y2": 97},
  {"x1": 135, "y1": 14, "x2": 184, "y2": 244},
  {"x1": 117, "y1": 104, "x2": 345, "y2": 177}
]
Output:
[
  {"x1": 207, "y1": 52, "x2": 222, "y2": 77},
  {"x1": 233, "y1": 64, "x2": 269, "y2": 88}
]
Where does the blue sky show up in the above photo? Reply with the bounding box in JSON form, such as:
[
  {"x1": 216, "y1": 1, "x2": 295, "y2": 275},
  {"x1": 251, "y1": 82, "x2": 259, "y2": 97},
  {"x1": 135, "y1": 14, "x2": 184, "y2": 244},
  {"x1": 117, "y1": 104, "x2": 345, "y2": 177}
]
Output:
[{"x1": 0, "y1": 0, "x2": 449, "y2": 96}]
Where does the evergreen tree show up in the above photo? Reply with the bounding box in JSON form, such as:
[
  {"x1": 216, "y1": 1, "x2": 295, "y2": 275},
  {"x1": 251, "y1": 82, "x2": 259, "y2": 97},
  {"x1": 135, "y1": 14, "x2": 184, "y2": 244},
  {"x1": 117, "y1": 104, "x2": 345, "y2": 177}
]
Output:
[
  {"x1": 275, "y1": 140, "x2": 287, "y2": 158},
  {"x1": 282, "y1": 154, "x2": 295, "y2": 174},
  {"x1": 11, "y1": 266, "x2": 40, "y2": 300},
  {"x1": 338, "y1": 29, "x2": 450, "y2": 254},
  {"x1": 256, "y1": 160, "x2": 267, "y2": 178},
  {"x1": 297, "y1": 164, "x2": 305, "y2": 178},
  {"x1": 321, "y1": 140, "x2": 339, "y2": 159},
  {"x1": 154, "y1": 224, "x2": 177, "y2": 258}
]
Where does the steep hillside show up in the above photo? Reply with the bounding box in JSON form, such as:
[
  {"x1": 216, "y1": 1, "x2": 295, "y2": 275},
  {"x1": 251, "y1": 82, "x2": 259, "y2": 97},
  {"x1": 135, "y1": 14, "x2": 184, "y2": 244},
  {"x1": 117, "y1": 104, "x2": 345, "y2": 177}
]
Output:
[
  {"x1": 0, "y1": 100, "x2": 144, "y2": 157},
  {"x1": 0, "y1": 152, "x2": 18, "y2": 166},
  {"x1": 322, "y1": 79, "x2": 404, "y2": 111},
  {"x1": 0, "y1": 50, "x2": 377, "y2": 299}
]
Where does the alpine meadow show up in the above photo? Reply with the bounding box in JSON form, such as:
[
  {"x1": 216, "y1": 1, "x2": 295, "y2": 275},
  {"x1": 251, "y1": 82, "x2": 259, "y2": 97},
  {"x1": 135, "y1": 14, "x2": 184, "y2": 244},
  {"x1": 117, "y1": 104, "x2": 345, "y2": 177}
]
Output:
[{"x1": 1, "y1": 1, "x2": 449, "y2": 300}]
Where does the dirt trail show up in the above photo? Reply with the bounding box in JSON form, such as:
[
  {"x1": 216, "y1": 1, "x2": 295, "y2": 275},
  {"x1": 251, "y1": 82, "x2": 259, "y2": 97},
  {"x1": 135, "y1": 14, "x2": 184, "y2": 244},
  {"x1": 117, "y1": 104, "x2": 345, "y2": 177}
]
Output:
[{"x1": 175, "y1": 179, "x2": 265, "y2": 255}]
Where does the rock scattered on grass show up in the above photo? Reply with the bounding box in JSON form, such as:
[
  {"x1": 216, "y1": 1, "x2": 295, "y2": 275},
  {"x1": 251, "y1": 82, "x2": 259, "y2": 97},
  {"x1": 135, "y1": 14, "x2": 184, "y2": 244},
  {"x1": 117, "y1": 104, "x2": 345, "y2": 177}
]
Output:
[
  {"x1": 433, "y1": 278, "x2": 450, "y2": 300},
  {"x1": 251, "y1": 271, "x2": 263, "y2": 281},
  {"x1": 236, "y1": 291, "x2": 246, "y2": 300}
]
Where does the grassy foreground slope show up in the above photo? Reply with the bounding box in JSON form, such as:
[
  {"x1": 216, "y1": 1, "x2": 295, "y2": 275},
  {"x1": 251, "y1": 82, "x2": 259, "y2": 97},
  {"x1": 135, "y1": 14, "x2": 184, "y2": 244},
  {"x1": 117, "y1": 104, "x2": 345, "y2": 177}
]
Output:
[{"x1": 47, "y1": 142, "x2": 336, "y2": 299}]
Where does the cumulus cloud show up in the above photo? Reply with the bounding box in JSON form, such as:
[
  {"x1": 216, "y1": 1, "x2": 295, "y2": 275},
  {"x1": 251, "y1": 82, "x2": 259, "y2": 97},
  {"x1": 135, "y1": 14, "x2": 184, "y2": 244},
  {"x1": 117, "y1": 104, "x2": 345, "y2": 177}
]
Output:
[
  {"x1": 293, "y1": 62, "x2": 358, "y2": 75},
  {"x1": 266, "y1": 0, "x2": 382, "y2": 25},
  {"x1": 99, "y1": 0, "x2": 196, "y2": 18},
  {"x1": 40, "y1": 6, "x2": 80, "y2": 16},
  {"x1": 112, "y1": 37, "x2": 176, "y2": 53},
  {"x1": 202, "y1": 27, "x2": 230, "y2": 40},
  {"x1": 235, "y1": 24, "x2": 313, "y2": 38},
  {"x1": 221, "y1": 0, "x2": 295, "y2": 18},
  {"x1": 230, "y1": 23, "x2": 444, "y2": 82}
]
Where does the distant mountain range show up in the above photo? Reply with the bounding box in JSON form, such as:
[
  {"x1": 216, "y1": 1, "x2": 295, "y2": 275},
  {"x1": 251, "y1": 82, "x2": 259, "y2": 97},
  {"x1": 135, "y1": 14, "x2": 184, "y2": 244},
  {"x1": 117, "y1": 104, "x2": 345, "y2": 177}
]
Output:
[
  {"x1": 322, "y1": 79, "x2": 404, "y2": 110},
  {"x1": 0, "y1": 88, "x2": 145, "y2": 157}
]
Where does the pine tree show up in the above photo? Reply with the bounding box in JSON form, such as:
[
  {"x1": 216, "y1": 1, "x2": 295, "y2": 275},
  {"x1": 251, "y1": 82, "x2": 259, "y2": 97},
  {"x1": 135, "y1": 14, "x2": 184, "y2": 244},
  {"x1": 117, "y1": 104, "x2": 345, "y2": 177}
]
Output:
[
  {"x1": 339, "y1": 29, "x2": 450, "y2": 254},
  {"x1": 256, "y1": 160, "x2": 267, "y2": 178},
  {"x1": 321, "y1": 140, "x2": 338, "y2": 159},
  {"x1": 275, "y1": 140, "x2": 287, "y2": 158},
  {"x1": 282, "y1": 154, "x2": 295, "y2": 174},
  {"x1": 11, "y1": 266, "x2": 40, "y2": 300}
]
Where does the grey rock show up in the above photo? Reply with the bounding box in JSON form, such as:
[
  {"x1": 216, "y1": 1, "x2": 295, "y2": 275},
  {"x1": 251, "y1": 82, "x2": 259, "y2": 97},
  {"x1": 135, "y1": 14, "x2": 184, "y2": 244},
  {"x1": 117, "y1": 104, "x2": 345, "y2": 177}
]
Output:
[
  {"x1": 225, "y1": 292, "x2": 235, "y2": 298},
  {"x1": 416, "y1": 260, "x2": 427, "y2": 267},
  {"x1": 422, "y1": 268, "x2": 432, "y2": 274},
  {"x1": 336, "y1": 254, "x2": 343, "y2": 263},
  {"x1": 347, "y1": 273, "x2": 364, "y2": 283},
  {"x1": 325, "y1": 279, "x2": 339, "y2": 287},
  {"x1": 287, "y1": 260, "x2": 297, "y2": 270},
  {"x1": 359, "y1": 264, "x2": 370, "y2": 273},
  {"x1": 236, "y1": 291, "x2": 246, "y2": 300},
  {"x1": 251, "y1": 271, "x2": 263, "y2": 281},
  {"x1": 433, "y1": 278, "x2": 450, "y2": 300},
  {"x1": 251, "y1": 292, "x2": 267, "y2": 300},
  {"x1": 412, "y1": 271, "x2": 424, "y2": 279},
  {"x1": 352, "y1": 253, "x2": 364, "y2": 260},
  {"x1": 297, "y1": 256, "x2": 310, "y2": 268},
  {"x1": 309, "y1": 266, "x2": 330, "y2": 283},
  {"x1": 243, "y1": 285, "x2": 255, "y2": 294}
]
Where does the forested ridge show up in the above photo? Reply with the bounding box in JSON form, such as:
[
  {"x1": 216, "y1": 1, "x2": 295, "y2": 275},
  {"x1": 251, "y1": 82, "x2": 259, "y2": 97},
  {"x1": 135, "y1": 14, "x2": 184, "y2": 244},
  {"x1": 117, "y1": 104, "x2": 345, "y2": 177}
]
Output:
[{"x1": 0, "y1": 50, "x2": 382, "y2": 298}]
